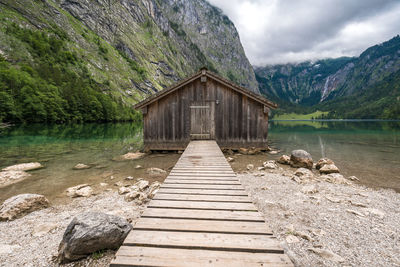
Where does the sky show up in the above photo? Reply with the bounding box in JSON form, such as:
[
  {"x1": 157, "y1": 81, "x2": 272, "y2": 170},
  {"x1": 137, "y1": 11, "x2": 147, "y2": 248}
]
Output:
[{"x1": 207, "y1": 0, "x2": 400, "y2": 66}]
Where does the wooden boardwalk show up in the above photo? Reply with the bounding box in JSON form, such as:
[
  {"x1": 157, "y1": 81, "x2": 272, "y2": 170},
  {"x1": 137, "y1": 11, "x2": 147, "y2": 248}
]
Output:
[{"x1": 111, "y1": 141, "x2": 293, "y2": 266}]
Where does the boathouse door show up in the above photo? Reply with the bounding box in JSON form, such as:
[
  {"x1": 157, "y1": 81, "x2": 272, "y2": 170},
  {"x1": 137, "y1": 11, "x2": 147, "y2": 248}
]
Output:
[{"x1": 190, "y1": 101, "x2": 214, "y2": 140}]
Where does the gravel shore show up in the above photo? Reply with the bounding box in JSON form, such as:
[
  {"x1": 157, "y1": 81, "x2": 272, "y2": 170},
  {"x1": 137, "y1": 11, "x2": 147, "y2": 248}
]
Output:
[
  {"x1": 239, "y1": 167, "x2": 400, "y2": 267},
  {"x1": 0, "y1": 191, "x2": 145, "y2": 267},
  {"x1": 1, "y1": 164, "x2": 399, "y2": 266}
]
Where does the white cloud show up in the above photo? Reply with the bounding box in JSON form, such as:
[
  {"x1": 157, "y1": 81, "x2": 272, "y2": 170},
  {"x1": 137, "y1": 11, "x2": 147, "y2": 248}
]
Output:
[{"x1": 207, "y1": 0, "x2": 400, "y2": 65}]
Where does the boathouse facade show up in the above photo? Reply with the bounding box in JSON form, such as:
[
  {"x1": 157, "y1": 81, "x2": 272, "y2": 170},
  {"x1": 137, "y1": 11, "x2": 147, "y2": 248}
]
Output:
[{"x1": 134, "y1": 68, "x2": 277, "y2": 151}]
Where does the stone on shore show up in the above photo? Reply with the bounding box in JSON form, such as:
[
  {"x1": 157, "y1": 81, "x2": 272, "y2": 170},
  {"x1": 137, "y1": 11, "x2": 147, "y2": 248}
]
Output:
[
  {"x1": 118, "y1": 187, "x2": 131, "y2": 195},
  {"x1": 277, "y1": 155, "x2": 291, "y2": 165},
  {"x1": 135, "y1": 179, "x2": 149, "y2": 191},
  {"x1": 290, "y1": 150, "x2": 313, "y2": 169},
  {"x1": 57, "y1": 212, "x2": 132, "y2": 263},
  {"x1": 246, "y1": 164, "x2": 254, "y2": 171},
  {"x1": 308, "y1": 248, "x2": 345, "y2": 262},
  {"x1": 0, "y1": 170, "x2": 31, "y2": 188},
  {"x1": 2, "y1": 162, "x2": 43, "y2": 172},
  {"x1": 263, "y1": 160, "x2": 277, "y2": 169},
  {"x1": 319, "y1": 164, "x2": 340, "y2": 174},
  {"x1": 226, "y1": 157, "x2": 234, "y2": 163},
  {"x1": 148, "y1": 181, "x2": 161, "y2": 199},
  {"x1": 72, "y1": 164, "x2": 91, "y2": 170},
  {"x1": 321, "y1": 173, "x2": 351, "y2": 185},
  {"x1": 0, "y1": 194, "x2": 49, "y2": 221},
  {"x1": 66, "y1": 184, "x2": 93, "y2": 198},
  {"x1": 316, "y1": 158, "x2": 334, "y2": 170},
  {"x1": 295, "y1": 168, "x2": 314, "y2": 177}
]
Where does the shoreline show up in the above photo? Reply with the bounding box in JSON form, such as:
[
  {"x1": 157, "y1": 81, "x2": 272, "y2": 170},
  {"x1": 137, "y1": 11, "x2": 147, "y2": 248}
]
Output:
[{"x1": 1, "y1": 162, "x2": 399, "y2": 266}]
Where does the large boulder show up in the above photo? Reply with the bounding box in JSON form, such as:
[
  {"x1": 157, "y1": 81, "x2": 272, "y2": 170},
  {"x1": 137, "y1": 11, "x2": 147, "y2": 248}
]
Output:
[
  {"x1": 57, "y1": 212, "x2": 132, "y2": 263},
  {"x1": 2, "y1": 162, "x2": 43, "y2": 172},
  {"x1": 0, "y1": 194, "x2": 49, "y2": 221},
  {"x1": 0, "y1": 170, "x2": 31, "y2": 188},
  {"x1": 290, "y1": 150, "x2": 313, "y2": 169},
  {"x1": 319, "y1": 164, "x2": 340, "y2": 174},
  {"x1": 316, "y1": 158, "x2": 334, "y2": 170}
]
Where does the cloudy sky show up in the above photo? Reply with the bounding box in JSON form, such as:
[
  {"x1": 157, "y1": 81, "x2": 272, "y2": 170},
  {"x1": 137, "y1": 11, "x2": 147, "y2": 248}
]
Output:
[{"x1": 207, "y1": 0, "x2": 400, "y2": 66}]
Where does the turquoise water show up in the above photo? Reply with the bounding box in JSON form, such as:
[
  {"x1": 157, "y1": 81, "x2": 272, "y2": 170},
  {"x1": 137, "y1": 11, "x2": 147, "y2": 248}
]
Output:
[
  {"x1": 0, "y1": 121, "x2": 399, "y2": 203},
  {"x1": 268, "y1": 120, "x2": 400, "y2": 192}
]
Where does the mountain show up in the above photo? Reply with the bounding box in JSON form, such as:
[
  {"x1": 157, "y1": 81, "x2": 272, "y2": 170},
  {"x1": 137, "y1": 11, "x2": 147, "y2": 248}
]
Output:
[
  {"x1": 255, "y1": 35, "x2": 400, "y2": 119},
  {"x1": 0, "y1": 0, "x2": 257, "y2": 123}
]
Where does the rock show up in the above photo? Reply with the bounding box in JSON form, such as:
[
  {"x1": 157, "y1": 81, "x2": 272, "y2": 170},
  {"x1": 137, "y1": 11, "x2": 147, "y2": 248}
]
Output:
[
  {"x1": 32, "y1": 223, "x2": 58, "y2": 237},
  {"x1": 114, "y1": 181, "x2": 125, "y2": 187},
  {"x1": 134, "y1": 165, "x2": 143, "y2": 169},
  {"x1": 257, "y1": 167, "x2": 265, "y2": 171},
  {"x1": 66, "y1": 184, "x2": 93, "y2": 198},
  {"x1": 346, "y1": 209, "x2": 365, "y2": 217},
  {"x1": 0, "y1": 170, "x2": 31, "y2": 188},
  {"x1": 263, "y1": 160, "x2": 277, "y2": 169},
  {"x1": 268, "y1": 150, "x2": 279, "y2": 155},
  {"x1": 118, "y1": 187, "x2": 131, "y2": 195},
  {"x1": 248, "y1": 147, "x2": 261, "y2": 155},
  {"x1": 301, "y1": 185, "x2": 318, "y2": 194},
  {"x1": 315, "y1": 158, "x2": 334, "y2": 170},
  {"x1": 125, "y1": 176, "x2": 134, "y2": 180},
  {"x1": 319, "y1": 164, "x2": 340, "y2": 174},
  {"x1": 57, "y1": 212, "x2": 132, "y2": 263},
  {"x1": 246, "y1": 164, "x2": 254, "y2": 171},
  {"x1": 367, "y1": 208, "x2": 385, "y2": 219},
  {"x1": 277, "y1": 155, "x2": 291, "y2": 165},
  {"x1": 290, "y1": 150, "x2": 313, "y2": 169},
  {"x1": 321, "y1": 173, "x2": 351, "y2": 185},
  {"x1": 308, "y1": 248, "x2": 345, "y2": 262},
  {"x1": 148, "y1": 181, "x2": 161, "y2": 199},
  {"x1": 286, "y1": 235, "x2": 300, "y2": 244},
  {"x1": 114, "y1": 152, "x2": 146, "y2": 161},
  {"x1": 146, "y1": 168, "x2": 167, "y2": 177},
  {"x1": 99, "y1": 183, "x2": 108, "y2": 187},
  {"x1": 311, "y1": 229, "x2": 326, "y2": 237},
  {"x1": 239, "y1": 148, "x2": 248, "y2": 154},
  {"x1": 348, "y1": 175, "x2": 360, "y2": 181},
  {"x1": 0, "y1": 244, "x2": 21, "y2": 255},
  {"x1": 135, "y1": 180, "x2": 149, "y2": 191},
  {"x1": 0, "y1": 194, "x2": 49, "y2": 221},
  {"x1": 226, "y1": 157, "x2": 234, "y2": 163},
  {"x1": 295, "y1": 231, "x2": 313, "y2": 241},
  {"x1": 124, "y1": 191, "x2": 140, "y2": 202},
  {"x1": 2, "y1": 162, "x2": 43, "y2": 172},
  {"x1": 72, "y1": 163, "x2": 91, "y2": 170},
  {"x1": 295, "y1": 168, "x2": 313, "y2": 177}
]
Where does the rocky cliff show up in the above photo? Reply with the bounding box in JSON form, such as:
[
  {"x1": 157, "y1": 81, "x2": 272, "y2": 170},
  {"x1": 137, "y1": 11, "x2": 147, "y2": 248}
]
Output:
[{"x1": 0, "y1": 0, "x2": 257, "y2": 122}]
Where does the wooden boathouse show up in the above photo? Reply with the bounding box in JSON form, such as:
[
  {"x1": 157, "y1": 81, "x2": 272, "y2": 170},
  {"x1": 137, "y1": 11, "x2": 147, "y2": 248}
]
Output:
[{"x1": 134, "y1": 68, "x2": 277, "y2": 151}]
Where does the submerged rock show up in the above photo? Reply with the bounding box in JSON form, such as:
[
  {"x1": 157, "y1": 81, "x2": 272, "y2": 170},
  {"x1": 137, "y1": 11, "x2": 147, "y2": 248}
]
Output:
[
  {"x1": 72, "y1": 163, "x2": 91, "y2": 170},
  {"x1": 290, "y1": 150, "x2": 313, "y2": 169},
  {"x1": 114, "y1": 152, "x2": 145, "y2": 161},
  {"x1": 57, "y1": 212, "x2": 132, "y2": 263},
  {"x1": 0, "y1": 194, "x2": 49, "y2": 221},
  {"x1": 0, "y1": 170, "x2": 31, "y2": 188},
  {"x1": 319, "y1": 164, "x2": 340, "y2": 174},
  {"x1": 66, "y1": 184, "x2": 93, "y2": 198},
  {"x1": 146, "y1": 168, "x2": 167, "y2": 177},
  {"x1": 2, "y1": 162, "x2": 43, "y2": 172}
]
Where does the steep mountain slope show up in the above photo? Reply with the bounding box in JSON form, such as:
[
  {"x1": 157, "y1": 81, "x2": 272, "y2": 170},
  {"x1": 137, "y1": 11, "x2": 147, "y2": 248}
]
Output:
[
  {"x1": 255, "y1": 35, "x2": 400, "y2": 119},
  {"x1": 0, "y1": 0, "x2": 257, "y2": 123},
  {"x1": 256, "y1": 36, "x2": 400, "y2": 106}
]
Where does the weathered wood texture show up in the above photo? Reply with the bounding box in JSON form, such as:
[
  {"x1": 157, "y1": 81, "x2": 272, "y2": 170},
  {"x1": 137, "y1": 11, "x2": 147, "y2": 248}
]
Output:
[
  {"x1": 142, "y1": 75, "x2": 269, "y2": 150},
  {"x1": 111, "y1": 141, "x2": 293, "y2": 266}
]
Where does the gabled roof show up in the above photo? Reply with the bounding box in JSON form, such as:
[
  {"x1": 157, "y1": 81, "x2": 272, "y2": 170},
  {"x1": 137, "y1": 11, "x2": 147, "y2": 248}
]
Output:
[{"x1": 133, "y1": 68, "x2": 278, "y2": 109}]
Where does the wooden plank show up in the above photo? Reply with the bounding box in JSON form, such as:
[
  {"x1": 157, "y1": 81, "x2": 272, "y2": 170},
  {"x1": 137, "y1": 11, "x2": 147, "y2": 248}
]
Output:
[
  {"x1": 112, "y1": 247, "x2": 293, "y2": 267},
  {"x1": 157, "y1": 188, "x2": 249, "y2": 196},
  {"x1": 123, "y1": 230, "x2": 283, "y2": 253},
  {"x1": 166, "y1": 176, "x2": 239, "y2": 181},
  {"x1": 164, "y1": 179, "x2": 241, "y2": 185},
  {"x1": 171, "y1": 170, "x2": 234, "y2": 174},
  {"x1": 147, "y1": 200, "x2": 257, "y2": 211},
  {"x1": 161, "y1": 184, "x2": 244, "y2": 190},
  {"x1": 133, "y1": 218, "x2": 272, "y2": 235},
  {"x1": 141, "y1": 208, "x2": 264, "y2": 222},
  {"x1": 166, "y1": 174, "x2": 237, "y2": 177},
  {"x1": 153, "y1": 193, "x2": 252, "y2": 203}
]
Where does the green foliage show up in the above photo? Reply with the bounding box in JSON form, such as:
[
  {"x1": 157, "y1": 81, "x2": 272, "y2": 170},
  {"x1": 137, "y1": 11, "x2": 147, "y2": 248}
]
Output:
[
  {"x1": 116, "y1": 50, "x2": 146, "y2": 80},
  {"x1": 227, "y1": 70, "x2": 238, "y2": 83},
  {"x1": 0, "y1": 23, "x2": 138, "y2": 123},
  {"x1": 169, "y1": 21, "x2": 186, "y2": 37}
]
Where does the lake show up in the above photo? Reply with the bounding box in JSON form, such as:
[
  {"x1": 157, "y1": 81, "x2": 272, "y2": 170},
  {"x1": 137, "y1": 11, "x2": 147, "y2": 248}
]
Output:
[{"x1": 0, "y1": 121, "x2": 399, "y2": 203}]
